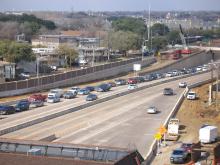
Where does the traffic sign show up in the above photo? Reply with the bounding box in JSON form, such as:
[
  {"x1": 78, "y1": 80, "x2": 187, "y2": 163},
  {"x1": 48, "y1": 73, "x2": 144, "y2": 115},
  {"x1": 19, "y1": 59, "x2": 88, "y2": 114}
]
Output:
[{"x1": 154, "y1": 133, "x2": 162, "y2": 140}]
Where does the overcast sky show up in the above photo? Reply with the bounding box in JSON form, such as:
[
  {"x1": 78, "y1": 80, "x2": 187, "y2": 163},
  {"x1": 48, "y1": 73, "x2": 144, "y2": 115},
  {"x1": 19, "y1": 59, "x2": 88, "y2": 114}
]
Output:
[{"x1": 1, "y1": 0, "x2": 220, "y2": 11}]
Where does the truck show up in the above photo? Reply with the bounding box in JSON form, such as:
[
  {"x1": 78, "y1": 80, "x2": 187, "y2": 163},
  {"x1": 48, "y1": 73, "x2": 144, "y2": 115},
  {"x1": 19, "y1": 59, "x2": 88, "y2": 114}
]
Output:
[
  {"x1": 48, "y1": 89, "x2": 64, "y2": 98},
  {"x1": 166, "y1": 118, "x2": 180, "y2": 141},
  {"x1": 199, "y1": 125, "x2": 218, "y2": 143}
]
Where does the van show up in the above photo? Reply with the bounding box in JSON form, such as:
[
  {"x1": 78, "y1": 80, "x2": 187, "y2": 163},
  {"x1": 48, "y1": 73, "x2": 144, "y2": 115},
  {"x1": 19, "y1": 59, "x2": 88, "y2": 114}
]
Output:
[{"x1": 48, "y1": 89, "x2": 64, "y2": 98}]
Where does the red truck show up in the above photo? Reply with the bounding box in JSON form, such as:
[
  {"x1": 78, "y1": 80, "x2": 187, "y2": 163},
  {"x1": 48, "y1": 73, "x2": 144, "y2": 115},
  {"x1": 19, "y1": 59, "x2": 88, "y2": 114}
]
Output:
[{"x1": 28, "y1": 94, "x2": 47, "y2": 102}]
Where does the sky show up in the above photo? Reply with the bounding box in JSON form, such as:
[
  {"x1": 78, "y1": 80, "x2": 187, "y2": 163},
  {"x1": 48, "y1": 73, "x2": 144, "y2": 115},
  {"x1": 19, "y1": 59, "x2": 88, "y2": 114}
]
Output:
[{"x1": 1, "y1": 0, "x2": 220, "y2": 12}]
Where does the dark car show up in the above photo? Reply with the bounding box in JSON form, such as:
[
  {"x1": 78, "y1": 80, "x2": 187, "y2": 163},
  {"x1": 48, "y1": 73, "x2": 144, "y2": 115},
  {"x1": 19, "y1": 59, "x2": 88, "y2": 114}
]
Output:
[
  {"x1": 144, "y1": 74, "x2": 156, "y2": 81},
  {"x1": 0, "y1": 105, "x2": 16, "y2": 115},
  {"x1": 78, "y1": 88, "x2": 90, "y2": 95},
  {"x1": 180, "y1": 143, "x2": 193, "y2": 153},
  {"x1": 107, "y1": 82, "x2": 117, "y2": 87},
  {"x1": 15, "y1": 99, "x2": 30, "y2": 112},
  {"x1": 86, "y1": 94, "x2": 98, "y2": 101},
  {"x1": 163, "y1": 88, "x2": 174, "y2": 95},
  {"x1": 114, "y1": 79, "x2": 127, "y2": 85},
  {"x1": 63, "y1": 91, "x2": 76, "y2": 99},
  {"x1": 170, "y1": 148, "x2": 188, "y2": 164},
  {"x1": 85, "y1": 86, "x2": 95, "y2": 92},
  {"x1": 95, "y1": 83, "x2": 111, "y2": 92},
  {"x1": 135, "y1": 76, "x2": 145, "y2": 83}
]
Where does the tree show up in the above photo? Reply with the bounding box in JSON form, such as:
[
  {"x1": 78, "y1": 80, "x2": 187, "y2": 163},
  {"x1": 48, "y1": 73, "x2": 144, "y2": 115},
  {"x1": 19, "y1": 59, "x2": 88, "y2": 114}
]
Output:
[
  {"x1": 0, "y1": 40, "x2": 35, "y2": 63},
  {"x1": 151, "y1": 23, "x2": 169, "y2": 36},
  {"x1": 166, "y1": 30, "x2": 180, "y2": 45},
  {"x1": 150, "y1": 36, "x2": 168, "y2": 51},
  {"x1": 56, "y1": 44, "x2": 78, "y2": 67}
]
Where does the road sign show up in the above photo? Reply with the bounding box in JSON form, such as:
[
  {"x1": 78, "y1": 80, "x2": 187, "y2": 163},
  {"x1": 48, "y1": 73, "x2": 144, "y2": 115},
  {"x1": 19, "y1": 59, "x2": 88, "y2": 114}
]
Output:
[
  {"x1": 154, "y1": 133, "x2": 162, "y2": 140},
  {"x1": 158, "y1": 126, "x2": 167, "y2": 135},
  {"x1": 133, "y1": 64, "x2": 141, "y2": 71}
]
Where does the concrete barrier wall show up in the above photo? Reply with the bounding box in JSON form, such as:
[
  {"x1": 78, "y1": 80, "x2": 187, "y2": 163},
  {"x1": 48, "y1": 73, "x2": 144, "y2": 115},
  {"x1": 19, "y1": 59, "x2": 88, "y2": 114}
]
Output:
[
  {"x1": 0, "y1": 57, "x2": 156, "y2": 97},
  {"x1": 144, "y1": 78, "x2": 213, "y2": 164}
]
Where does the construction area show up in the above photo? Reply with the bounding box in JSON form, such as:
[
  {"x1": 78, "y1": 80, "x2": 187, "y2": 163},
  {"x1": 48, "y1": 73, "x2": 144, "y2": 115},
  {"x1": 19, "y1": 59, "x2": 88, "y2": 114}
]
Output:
[{"x1": 152, "y1": 82, "x2": 220, "y2": 165}]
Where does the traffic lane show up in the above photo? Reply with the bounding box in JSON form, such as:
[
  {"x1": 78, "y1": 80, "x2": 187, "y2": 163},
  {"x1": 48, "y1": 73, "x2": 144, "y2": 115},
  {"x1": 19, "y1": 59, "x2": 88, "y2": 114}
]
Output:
[{"x1": 0, "y1": 72, "x2": 210, "y2": 135}]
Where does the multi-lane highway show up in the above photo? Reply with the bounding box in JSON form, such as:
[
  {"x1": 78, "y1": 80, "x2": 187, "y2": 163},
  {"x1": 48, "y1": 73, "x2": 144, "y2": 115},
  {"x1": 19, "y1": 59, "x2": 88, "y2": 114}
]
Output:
[{"x1": 0, "y1": 72, "x2": 211, "y2": 157}]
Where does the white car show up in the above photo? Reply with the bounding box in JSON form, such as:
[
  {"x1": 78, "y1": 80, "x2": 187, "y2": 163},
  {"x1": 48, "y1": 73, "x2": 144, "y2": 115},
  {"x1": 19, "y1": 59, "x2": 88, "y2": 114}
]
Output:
[
  {"x1": 196, "y1": 66, "x2": 202, "y2": 72},
  {"x1": 187, "y1": 91, "x2": 197, "y2": 100},
  {"x1": 172, "y1": 70, "x2": 179, "y2": 76},
  {"x1": 202, "y1": 67, "x2": 208, "y2": 71},
  {"x1": 147, "y1": 106, "x2": 158, "y2": 114},
  {"x1": 71, "y1": 87, "x2": 80, "y2": 94},
  {"x1": 179, "y1": 82, "x2": 187, "y2": 88},
  {"x1": 47, "y1": 96, "x2": 60, "y2": 103},
  {"x1": 165, "y1": 72, "x2": 174, "y2": 77},
  {"x1": 128, "y1": 84, "x2": 138, "y2": 90}
]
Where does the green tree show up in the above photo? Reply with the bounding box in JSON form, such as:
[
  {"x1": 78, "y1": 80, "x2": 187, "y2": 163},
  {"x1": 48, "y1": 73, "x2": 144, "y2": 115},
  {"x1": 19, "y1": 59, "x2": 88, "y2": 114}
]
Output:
[
  {"x1": 0, "y1": 40, "x2": 35, "y2": 63},
  {"x1": 56, "y1": 44, "x2": 78, "y2": 67},
  {"x1": 151, "y1": 23, "x2": 169, "y2": 36},
  {"x1": 167, "y1": 30, "x2": 180, "y2": 45}
]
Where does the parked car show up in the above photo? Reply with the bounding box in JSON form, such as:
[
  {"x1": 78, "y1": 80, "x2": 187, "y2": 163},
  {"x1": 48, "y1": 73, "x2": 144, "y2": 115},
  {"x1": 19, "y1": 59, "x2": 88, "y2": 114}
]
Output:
[
  {"x1": 15, "y1": 99, "x2": 30, "y2": 112},
  {"x1": 0, "y1": 105, "x2": 15, "y2": 115},
  {"x1": 155, "y1": 73, "x2": 163, "y2": 79},
  {"x1": 28, "y1": 94, "x2": 47, "y2": 102},
  {"x1": 85, "y1": 86, "x2": 95, "y2": 92},
  {"x1": 163, "y1": 88, "x2": 174, "y2": 95},
  {"x1": 187, "y1": 91, "x2": 197, "y2": 100},
  {"x1": 172, "y1": 70, "x2": 179, "y2": 76},
  {"x1": 179, "y1": 82, "x2": 187, "y2": 88},
  {"x1": 128, "y1": 84, "x2": 138, "y2": 90},
  {"x1": 20, "y1": 72, "x2": 30, "y2": 79},
  {"x1": 170, "y1": 148, "x2": 188, "y2": 164},
  {"x1": 196, "y1": 66, "x2": 203, "y2": 72},
  {"x1": 95, "y1": 83, "x2": 111, "y2": 92},
  {"x1": 78, "y1": 88, "x2": 90, "y2": 95},
  {"x1": 63, "y1": 91, "x2": 76, "y2": 99},
  {"x1": 127, "y1": 77, "x2": 138, "y2": 84},
  {"x1": 147, "y1": 106, "x2": 158, "y2": 114},
  {"x1": 30, "y1": 100, "x2": 44, "y2": 108},
  {"x1": 114, "y1": 79, "x2": 127, "y2": 85},
  {"x1": 47, "y1": 95, "x2": 60, "y2": 103},
  {"x1": 135, "y1": 76, "x2": 145, "y2": 83},
  {"x1": 180, "y1": 143, "x2": 193, "y2": 153},
  {"x1": 86, "y1": 94, "x2": 98, "y2": 101}
]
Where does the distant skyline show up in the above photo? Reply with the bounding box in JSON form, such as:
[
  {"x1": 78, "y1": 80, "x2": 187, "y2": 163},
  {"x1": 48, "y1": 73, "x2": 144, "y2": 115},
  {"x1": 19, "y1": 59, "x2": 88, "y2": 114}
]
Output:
[{"x1": 1, "y1": 0, "x2": 220, "y2": 12}]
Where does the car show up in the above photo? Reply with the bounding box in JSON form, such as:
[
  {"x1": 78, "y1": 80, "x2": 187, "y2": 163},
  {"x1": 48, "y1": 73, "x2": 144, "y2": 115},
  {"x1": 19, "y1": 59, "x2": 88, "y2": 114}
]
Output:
[
  {"x1": 202, "y1": 66, "x2": 208, "y2": 71},
  {"x1": 163, "y1": 88, "x2": 174, "y2": 95},
  {"x1": 15, "y1": 100, "x2": 30, "y2": 112},
  {"x1": 180, "y1": 143, "x2": 193, "y2": 153},
  {"x1": 135, "y1": 76, "x2": 145, "y2": 83},
  {"x1": 86, "y1": 94, "x2": 98, "y2": 101},
  {"x1": 30, "y1": 100, "x2": 44, "y2": 108},
  {"x1": 78, "y1": 88, "x2": 90, "y2": 95},
  {"x1": 128, "y1": 84, "x2": 138, "y2": 90},
  {"x1": 144, "y1": 74, "x2": 155, "y2": 81},
  {"x1": 127, "y1": 77, "x2": 138, "y2": 84},
  {"x1": 20, "y1": 72, "x2": 30, "y2": 78},
  {"x1": 63, "y1": 91, "x2": 76, "y2": 99},
  {"x1": 0, "y1": 105, "x2": 15, "y2": 115},
  {"x1": 187, "y1": 91, "x2": 197, "y2": 100},
  {"x1": 85, "y1": 86, "x2": 95, "y2": 92},
  {"x1": 48, "y1": 89, "x2": 64, "y2": 98},
  {"x1": 28, "y1": 94, "x2": 47, "y2": 102},
  {"x1": 196, "y1": 66, "x2": 203, "y2": 72},
  {"x1": 107, "y1": 82, "x2": 117, "y2": 87},
  {"x1": 95, "y1": 83, "x2": 111, "y2": 92},
  {"x1": 179, "y1": 82, "x2": 187, "y2": 88},
  {"x1": 70, "y1": 87, "x2": 80, "y2": 94},
  {"x1": 47, "y1": 95, "x2": 60, "y2": 103},
  {"x1": 165, "y1": 72, "x2": 174, "y2": 77},
  {"x1": 114, "y1": 79, "x2": 126, "y2": 85},
  {"x1": 170, "y1": 148, "x2": 188, "y2": 164},
  {"x1": 155, "y1": 73, "x2": 163, "y2": 79},
  {"x1": 172, "y1": 70, "x2": 179, "y2": 76},
  {"x1": 147, "y1": 106, "x2": 158, "y2": 114}
]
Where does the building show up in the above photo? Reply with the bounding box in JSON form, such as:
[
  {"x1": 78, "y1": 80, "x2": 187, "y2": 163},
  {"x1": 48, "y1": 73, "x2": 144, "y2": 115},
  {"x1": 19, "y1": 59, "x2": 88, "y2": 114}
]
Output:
[{"x1": 0, "y1": 61, "x2": 16, "y2": 83}]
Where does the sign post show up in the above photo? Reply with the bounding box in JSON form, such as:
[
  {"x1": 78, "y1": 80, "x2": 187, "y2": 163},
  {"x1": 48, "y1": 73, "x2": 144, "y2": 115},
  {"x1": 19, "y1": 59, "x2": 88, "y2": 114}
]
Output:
[
  {"x1": 158, "y1": 126, "x2": 167, "y2": 146},
  {"x1": 154, "y1": 132, "x2": 162, "y2": 155}
]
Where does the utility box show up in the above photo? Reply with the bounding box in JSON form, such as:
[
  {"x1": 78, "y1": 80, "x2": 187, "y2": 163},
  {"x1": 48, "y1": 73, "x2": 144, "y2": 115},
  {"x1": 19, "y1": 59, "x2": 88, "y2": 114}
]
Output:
[{"x1": 199, "y1": 126, "x2": 218, "y2": 143}]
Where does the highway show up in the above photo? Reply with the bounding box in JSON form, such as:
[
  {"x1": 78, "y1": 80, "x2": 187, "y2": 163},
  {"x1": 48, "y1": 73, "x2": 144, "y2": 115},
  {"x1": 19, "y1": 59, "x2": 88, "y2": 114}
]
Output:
[{"x1": 0, "y1": 72, "x2": 211, "y2": 157}]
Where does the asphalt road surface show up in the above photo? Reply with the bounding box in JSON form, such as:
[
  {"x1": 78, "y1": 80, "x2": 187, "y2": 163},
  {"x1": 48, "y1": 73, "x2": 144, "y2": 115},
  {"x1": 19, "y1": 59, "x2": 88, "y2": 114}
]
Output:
[{"x1": 1, "y1": 72, "x2": 211, "y2": 158}]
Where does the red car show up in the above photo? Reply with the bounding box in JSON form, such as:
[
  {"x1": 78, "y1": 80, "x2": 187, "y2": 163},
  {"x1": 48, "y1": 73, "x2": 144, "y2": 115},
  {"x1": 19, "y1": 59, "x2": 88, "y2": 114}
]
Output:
[
  {"x1": 28, "y1": 94, "x2": 47, "y2": 102},
  {"x1": 127, "y1": 78, "x2": 138, "y2": 84}
]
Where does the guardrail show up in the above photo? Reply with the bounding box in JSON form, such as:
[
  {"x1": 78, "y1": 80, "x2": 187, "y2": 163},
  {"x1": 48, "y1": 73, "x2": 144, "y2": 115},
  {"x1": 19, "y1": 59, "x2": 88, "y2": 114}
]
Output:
[
  {"x1": 0, "y1": 71, "x2": 209, "y2": 136},
  {"x1": 144, "y1": 78, "x2": 213, "y2": 164}
]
